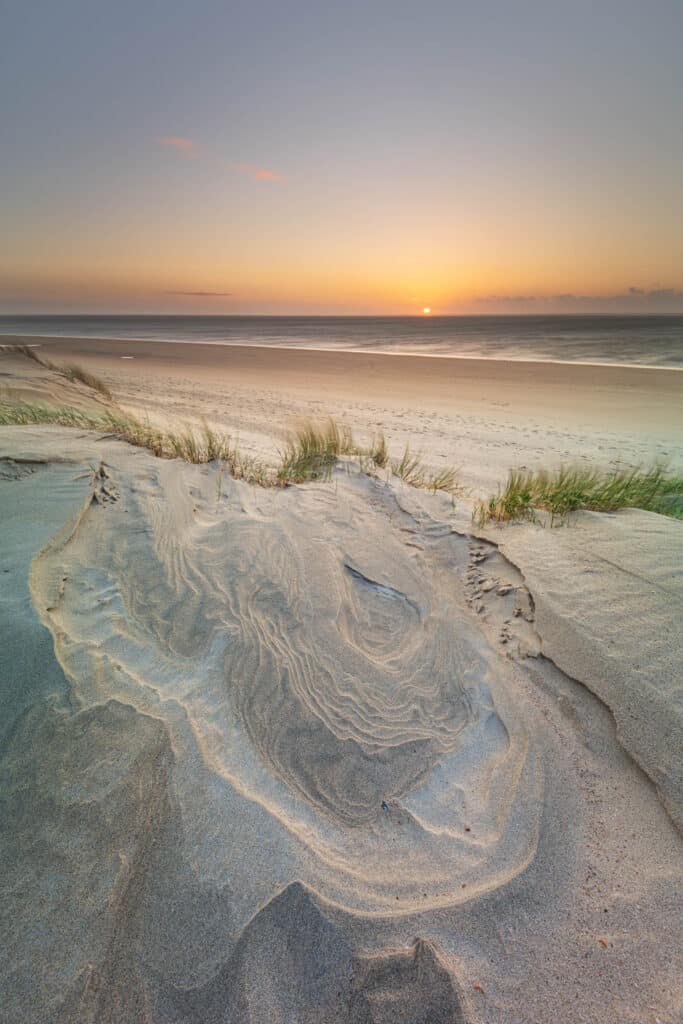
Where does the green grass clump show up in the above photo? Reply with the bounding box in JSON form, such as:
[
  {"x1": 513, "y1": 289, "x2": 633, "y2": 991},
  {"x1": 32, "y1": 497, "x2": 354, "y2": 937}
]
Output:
[
  {"x1": 475, "y1": 463, "x2": 683, "y2": 526},
  {"x1": 0, "y1": 401, "x2": 105, "y2": 430},
  {"x1": 0, "y1": 401, "x2": 170, "y2": 455},
  {"x1": 277, "y1": 419, "x2": 355, "y2": 484}
]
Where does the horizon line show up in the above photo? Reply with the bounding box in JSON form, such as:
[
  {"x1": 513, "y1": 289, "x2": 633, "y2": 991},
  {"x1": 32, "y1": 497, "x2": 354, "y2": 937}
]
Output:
[{"x1": 2, "y1": 310, "x2": 683, "y2": 319}]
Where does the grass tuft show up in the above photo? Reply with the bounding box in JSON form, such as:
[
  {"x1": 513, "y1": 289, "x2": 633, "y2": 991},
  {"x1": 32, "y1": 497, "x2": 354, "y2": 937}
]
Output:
[
  {"x1": 2, "y1": 344, "x2": 113, "y2": 399},
  {"x1": 475, "y1": 463, "x2": 683, "y2": 526},
  {"x1": 368, "y1": 432, "x2": 389, "y2": 468},
  {"x1": 427, "y1": 466, "x2": 461, "y2": 494},
  {"x1": 391, "y1": 445, "x2": 460, "y2": 495},
  {"x1": 61, "y1": 363, "x2": 113, "y2": 399},
  {"x1": 3, "y1": 344, "x2": 45, "y2": 364},
  {"x1": 277, "y1": 419, "x2": 355, "y2": 484},
  {"x1": 392, "y1": 445, "x2": 426, "y2": 487}
]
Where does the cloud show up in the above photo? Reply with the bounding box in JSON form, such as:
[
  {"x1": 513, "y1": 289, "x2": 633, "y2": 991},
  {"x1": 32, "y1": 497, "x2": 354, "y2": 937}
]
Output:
[
  {"x1": 156, "y1": 136, "x2": 197, "y2": 154},
  {"x1": 165, "y1": 291, "x2": 232, "y2": 297},
  {"x1": 154, "y1": 139, "x2": 283, "y2": 179},
  {"x1": 459, "y1": 288, "x2": 683, "y2": 314},
  {"x1": 227, "y1": 161, "x2": 284, "y2": 181}
]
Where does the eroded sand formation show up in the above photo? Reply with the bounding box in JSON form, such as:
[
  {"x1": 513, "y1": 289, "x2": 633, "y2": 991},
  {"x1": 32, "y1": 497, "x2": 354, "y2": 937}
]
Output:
[{"x1": 1, "y1": 426, "x2": 682, "y2": 1024}]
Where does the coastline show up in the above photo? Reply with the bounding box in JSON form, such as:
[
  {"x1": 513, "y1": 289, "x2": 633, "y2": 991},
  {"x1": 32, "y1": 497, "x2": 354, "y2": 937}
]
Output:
[
  {"x1": 3, "y1": 334, "x2": 681, "y2": 492},
  {"x1": 3, "y1": 330, "x2": 683, "y2": 371}
]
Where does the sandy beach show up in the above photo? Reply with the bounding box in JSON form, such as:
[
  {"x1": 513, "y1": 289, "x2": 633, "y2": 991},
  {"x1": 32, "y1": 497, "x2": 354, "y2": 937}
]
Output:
[
  {"x1": 1, "y1": 342, "x2": 682, "y2": 1023},
  {"x1": 5, "y1": 334, "x2": 683, "y2": 491}
]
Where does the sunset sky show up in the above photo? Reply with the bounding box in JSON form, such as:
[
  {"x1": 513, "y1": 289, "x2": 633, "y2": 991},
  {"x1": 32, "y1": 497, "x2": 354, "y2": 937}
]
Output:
[{"x1": 2, "y1": 0, "x2": 682, "y2": 314}]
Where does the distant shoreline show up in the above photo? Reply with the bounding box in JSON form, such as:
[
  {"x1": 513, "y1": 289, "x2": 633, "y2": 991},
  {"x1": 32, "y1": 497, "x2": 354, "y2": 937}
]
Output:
[{"x1": 2, "y1": 333, "x2": 682, "y2": 374}]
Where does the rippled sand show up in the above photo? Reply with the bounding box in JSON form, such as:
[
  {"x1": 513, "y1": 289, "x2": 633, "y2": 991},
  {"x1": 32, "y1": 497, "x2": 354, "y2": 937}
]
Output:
[
  {"x1": 1, "y1": 344, "x2": 682, "y2": 1023},
  {"x1": 0, "y1": 421, "x2": 681, "y2": 1024}
]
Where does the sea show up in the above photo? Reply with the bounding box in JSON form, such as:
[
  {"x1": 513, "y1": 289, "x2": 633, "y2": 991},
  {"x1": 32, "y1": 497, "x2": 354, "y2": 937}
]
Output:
[{"x1": 1, "y1": 315, "x2": 682, "y2": 369}]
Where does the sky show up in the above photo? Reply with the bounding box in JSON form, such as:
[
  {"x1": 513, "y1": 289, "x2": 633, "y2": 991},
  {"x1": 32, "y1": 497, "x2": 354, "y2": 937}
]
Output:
[{"x1": 1, "y1": 0, "x2": 683, "y2": 315}]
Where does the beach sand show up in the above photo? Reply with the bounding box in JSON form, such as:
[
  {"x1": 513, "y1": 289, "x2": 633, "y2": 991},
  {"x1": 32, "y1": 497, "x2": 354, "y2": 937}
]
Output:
[
  {"x1": 4, "y1": 334, "x2": 682, "y2": 490},
  {"x1": 1, "y1": 343, "x2": 682, "y2": 1023}
]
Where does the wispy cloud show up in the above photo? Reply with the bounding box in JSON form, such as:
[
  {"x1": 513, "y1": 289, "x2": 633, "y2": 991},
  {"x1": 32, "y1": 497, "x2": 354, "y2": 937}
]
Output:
[
  {"x1": 227, "y1": 161, "x2": 284, "y2": 181},
  {"x1": 156, "y1": 136, "x2": 197, "y2": 154},
  {"x1": 165, "y1": 290, "x2": 232, "y2": 297},
  {"x1": 154, "y1": 139, "x2": 283, "y2": 180},
  {"x1": 461, "y1": 288, "x2": 683, "y2": 314}
]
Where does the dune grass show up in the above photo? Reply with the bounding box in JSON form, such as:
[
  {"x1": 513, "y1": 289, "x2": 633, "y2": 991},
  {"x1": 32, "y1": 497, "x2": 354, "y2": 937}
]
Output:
[
  {"x1": 3, "y1": 344, "x2": 113, "y2": 399},
  {"x1": 367, "y1": 432, "x2": 389, "y2": 468},
  {"x1": 4, "y1": 344, "x2": 43, "y2": 364},
  {"x1": 61, "y1": 363, "x2": 113, "y2": 399},
  {"x1": 277, "y1": 420, "x2": 356, "y2": 483},
  {"x1": 391, "y1": 444, "x2": 460, "y2": 495},
  {"x1": 0, "y1": 400, "x2": 272, "y2": 481},
  {"x1": 3, "y1": 395, "x2": 679, "y2": 520},
  {"x1": 0, "y1": 401, "x2": 106, "y2": 431},
  {"x1": 427, "y1": 465, "x2": 461, "y2": 494},
  {"x1": 1, "y1": 402, "x2": 463, "y2": 497},
  {"x1": 275, "y1": 421, "x2": 459, "y2": 494},
  {"x1": 475, "y1": 463, "x2": 683, "y2": 526},
  {"x1": 392, "y1": 445, "x2": 426, "y2": 487}
]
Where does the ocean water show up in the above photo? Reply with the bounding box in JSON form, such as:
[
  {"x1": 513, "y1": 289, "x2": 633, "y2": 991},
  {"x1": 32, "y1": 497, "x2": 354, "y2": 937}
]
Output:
[{"x1": 1, "y1": 314, "x2": 682, "y2": 368}]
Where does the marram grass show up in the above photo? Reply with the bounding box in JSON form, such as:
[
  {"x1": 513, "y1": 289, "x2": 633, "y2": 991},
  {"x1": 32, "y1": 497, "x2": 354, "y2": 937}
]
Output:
[
  {"x1": 277, "y1": 421, "x2": 460, "y2": 494},
  {"x1": 0, "y1": 401, "x2": 272, "y2": 484},
  {"x1": 61, "y1": 363, "x2": 113, "y2": 399},
  {"x1": 277, "y1": 419, "x2": 355, "y2": 484},
  {"x1": 392, "y1": 445, "x2": 461, "y2": 495},
  {"x1": 475, "y1": 463, "x2": 683, "y2": 526},
  {"x1": 4, "y1": 345, "x2": 113, "y2": 399},
  {"x1": 9, "y1": 398, "x2": 676, "y2": 522},
  {"x1": 0, "y1": 403, "x2": 463, "y2": 496}
]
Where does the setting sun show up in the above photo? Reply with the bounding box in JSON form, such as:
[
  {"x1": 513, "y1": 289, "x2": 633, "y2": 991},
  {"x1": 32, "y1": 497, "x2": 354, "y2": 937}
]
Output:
[{"x1": 422, "y1": 307, "x2": 431, "y2": 315}]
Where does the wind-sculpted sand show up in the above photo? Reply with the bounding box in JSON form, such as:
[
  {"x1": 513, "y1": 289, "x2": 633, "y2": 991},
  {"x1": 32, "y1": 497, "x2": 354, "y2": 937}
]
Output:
[
  {"x1": 477, "y1": 511, "x2": 683, "y2": 832},
  {"x1": 24, "y1": 438, "x2": 540, "y2": 914},
  {"x1": 1, "y1": 421, "x2": 682, "y2": 1022}
]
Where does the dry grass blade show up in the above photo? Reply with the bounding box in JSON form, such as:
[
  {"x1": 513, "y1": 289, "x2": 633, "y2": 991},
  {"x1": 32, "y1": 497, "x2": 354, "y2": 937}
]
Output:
[
  {"x1": 2, "y1": 344, "x2": 113, "y2": 399},
  {"x1": 61, "y1": 363, "x2": 113, "y2": 399},
  {"x1": 392, "y1": 446, "x2": 426, "y2": 488},
  {"x1": 427, "y1": 466, "x2": 460, "y2": 494},
  {"x1": 369, "y1": 432, "x2": 388, "y2": 468},
  {"x1": 2, "y1": 344, "x2": 45, "y2": 364}
]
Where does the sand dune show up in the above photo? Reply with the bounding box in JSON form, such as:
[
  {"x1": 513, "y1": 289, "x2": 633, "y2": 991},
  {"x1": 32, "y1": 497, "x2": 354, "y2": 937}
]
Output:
[
  {"x1": 1, "y1": 348, "x2": 682, "y2": 1022},
  {"x1": 479, "y1": 511, "x2": 683, "y2": 831}
]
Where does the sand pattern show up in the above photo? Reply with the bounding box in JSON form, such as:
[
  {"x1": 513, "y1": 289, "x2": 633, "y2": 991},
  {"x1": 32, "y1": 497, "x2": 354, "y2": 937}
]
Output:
[
  {"x1": 1, "y1": 425, "x2": 682, "y2": 1023},
  {"x1": 486, "y1": 512, "x2": 683, "y2": 830}
]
